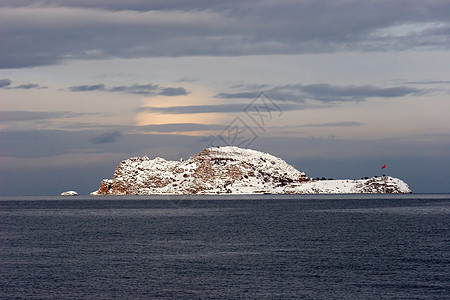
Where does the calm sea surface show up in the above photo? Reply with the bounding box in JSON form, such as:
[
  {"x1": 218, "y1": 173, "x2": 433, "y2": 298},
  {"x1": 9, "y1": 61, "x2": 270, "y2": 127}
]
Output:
[{"x1": 1, "y1": 194, "x2": 449, "y2": 299}]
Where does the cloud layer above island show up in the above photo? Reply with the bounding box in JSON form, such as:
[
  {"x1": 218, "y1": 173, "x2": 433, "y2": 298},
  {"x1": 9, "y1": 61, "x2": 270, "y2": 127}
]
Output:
[{"x1": 1, "y1": 0, "x2": 450, "y2": 68}]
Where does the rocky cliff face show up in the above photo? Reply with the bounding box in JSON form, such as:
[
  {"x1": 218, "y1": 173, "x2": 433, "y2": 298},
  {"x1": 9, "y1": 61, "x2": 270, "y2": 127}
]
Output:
[{"x1": 91, "y1": 146, "x2": 411, "y2": 195}]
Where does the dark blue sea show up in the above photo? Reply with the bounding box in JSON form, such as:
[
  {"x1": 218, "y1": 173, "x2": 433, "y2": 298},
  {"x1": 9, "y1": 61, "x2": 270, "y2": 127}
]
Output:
[{"x1": 1, "y1": 194, "x2": 449, "y2": 299}]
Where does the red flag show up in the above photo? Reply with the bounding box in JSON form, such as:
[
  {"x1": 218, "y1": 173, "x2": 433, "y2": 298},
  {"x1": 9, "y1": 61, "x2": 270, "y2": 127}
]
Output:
[{"x1": 381, "y1": 164, "x2": 386, "y2": 169}]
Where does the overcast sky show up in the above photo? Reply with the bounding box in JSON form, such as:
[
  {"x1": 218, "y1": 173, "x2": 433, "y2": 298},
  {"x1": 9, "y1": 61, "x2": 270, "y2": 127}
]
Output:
[{"x1": 1, "y1": 0, "x2": 449, "y2": 195}]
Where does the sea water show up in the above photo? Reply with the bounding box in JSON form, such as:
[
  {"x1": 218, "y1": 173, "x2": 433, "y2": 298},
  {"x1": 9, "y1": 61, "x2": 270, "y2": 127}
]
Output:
[{"x1": 0, "y1": 194, "x2": 449, "y2": 299}]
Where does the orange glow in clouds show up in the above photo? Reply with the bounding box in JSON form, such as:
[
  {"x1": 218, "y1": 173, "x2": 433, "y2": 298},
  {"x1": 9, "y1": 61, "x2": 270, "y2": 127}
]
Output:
[{"x1": 136, "y1": 85, "x2": 228, "y2": 135}]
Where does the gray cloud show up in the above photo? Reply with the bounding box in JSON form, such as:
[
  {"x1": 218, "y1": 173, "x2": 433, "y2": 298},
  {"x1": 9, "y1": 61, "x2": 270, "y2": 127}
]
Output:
[
  {"x1": 139, "y1": 103, "x2": 311, "y2": 114},
  {"x1": 0, "y1": 79, "x2": 45, "y2": 89},
  {"x1": 404, "y1": 80, "x2": 450, "y2": 85},
  {"x1": 1, "y1": 1, "x2": 449, "y2": 68},
  {"x1": 0, "y1": 129, "x2": 91, "y2": 158},
  {"x1": 0, "y1": 128, "x2": 201, "y2": 159},
  {"x1": 299, "y1": 84, "x2": 421, "y2": 102},
  {"x1": 69, "y1": 83, "x2": 189, "y2": 96},
  {"x1": 0, "y1": 0, "x2": 218, "y2": 12},
  {"x1": 215, "y1": 92, "x2": 260, "y2": 99},
  {"x1": 140, "y1": 104, "x2": 246, "y2": 114},
  {"x1": 217, "y1": 83, "x2": 422, "y2": 103},
  {"x1": 159, "y1": 87, "x2": 189, "y2": 96},
  {"x1": 69, "y1": 84, "x2": 106, "y2": 92},
  {"x1": 0, "y1": 110, "x2": 86, "y2": 122},
  {"x1": 91, "y1": 131, "x2": 121, "y2": 144},
  {"x1": 298, "y1": 122, "x2": 364, "y2": 128},
  {"x1": 140, "y1": 123, "x2": 224, "y2": 132},
  {"x1": 14, "y1": 83, "x2": 44, "y2": 89},
  {"x1": 57, "y1": 122, "x2": 225, "y2": 134},
  {"x1": 0, "y1": 79, "x2": 12, "y2": 88},
  {"x1": 109, "y1": 84, "x2": 158, "y2": 95}
]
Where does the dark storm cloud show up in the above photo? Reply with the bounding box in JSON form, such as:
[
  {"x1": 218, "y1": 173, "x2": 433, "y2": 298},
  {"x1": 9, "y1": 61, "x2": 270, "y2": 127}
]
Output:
[
  {"x1": 1, "y1": 0, "x2": 449, "y2": 68},
  {"x1": 69, "y1": 83, "x2": 189, "y2": 96},
  {"x1": 91, "y1": 131, "x2": 121, "y2": 144},
  {"x1": 217, "y1": 84, "x2": 422, "y2": 103},
  {"x1": 0, "y1": 110, "x2": 86, "y2": 122}
]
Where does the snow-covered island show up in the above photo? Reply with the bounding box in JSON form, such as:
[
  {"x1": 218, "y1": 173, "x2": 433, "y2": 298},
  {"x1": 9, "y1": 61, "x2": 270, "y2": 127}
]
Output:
[
  {"x1": 60, "y1": 190, "x2": 78, "y2": 196},
  {"x1": 91, "y1": 146, "x2": 411, "y2": 195}
]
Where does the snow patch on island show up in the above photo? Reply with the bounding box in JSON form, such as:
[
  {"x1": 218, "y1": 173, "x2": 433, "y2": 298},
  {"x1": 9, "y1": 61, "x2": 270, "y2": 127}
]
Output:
[
  {"x1": 91, "y1": 146, "x2": 411, "y2": 195},
  {"x1": 60, "y1": 190, "x2": 78, "y2": 196}
]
